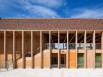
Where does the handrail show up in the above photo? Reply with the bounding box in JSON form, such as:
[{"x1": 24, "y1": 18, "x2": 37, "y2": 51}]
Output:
[{"x1": 44, "y1": 43, "x2": 101, "y2": 49}]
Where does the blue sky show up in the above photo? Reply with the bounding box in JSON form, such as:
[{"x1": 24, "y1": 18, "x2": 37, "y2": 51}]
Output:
[{"x1": 0, "y1": 0, "x2": 103, "y2": 18}]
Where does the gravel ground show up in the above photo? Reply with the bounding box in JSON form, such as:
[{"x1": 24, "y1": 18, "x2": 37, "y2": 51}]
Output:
[{"x1": 0, "y1": 68, "x2": 103, "y2": 77}]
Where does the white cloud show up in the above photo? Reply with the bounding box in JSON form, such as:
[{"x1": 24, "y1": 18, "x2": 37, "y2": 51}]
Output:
[
  {"x1": 0, "y1": 0, "x2": 62, "y2": 18},
  {"x1": 70, "y1": 9, "x2": 103, "y2": 18},
  {"x1": 22, "y1": 0, "x2": 65, "y2": 8},
  {"x1": 18, "y1": 1, "x2": 60, "y2": 18},
  {"x1": 21, "y1": 5, "x2": 60, "y2": 18},
  {"x1": 30, "y1": 6, "x2": 60, "y2": 18},
  {"x1": 33, "y1": 0, "x2": 63, "y2": 8}
]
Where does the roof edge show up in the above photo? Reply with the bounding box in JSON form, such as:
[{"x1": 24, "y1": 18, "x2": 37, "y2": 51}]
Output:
[{"x1": 1, "y1": 18, "x2": 103, "y2": 20}]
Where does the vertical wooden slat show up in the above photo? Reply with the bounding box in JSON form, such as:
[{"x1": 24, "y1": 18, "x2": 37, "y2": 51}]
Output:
[
  {"x1": 66, "y1": 31, "x2": 69, "y2": 68},
  {"x1": 31, "y1": 31, "x2": 34, "y2": 68},
  {"x1": 84, "y1": 31, "x2": 87, "y2": 68},
  {"x1": 13, "y1": 31, "x2": 16, "y2": 68},
  {"x1": 40, "y1": 31, "x2": 43, "y2": 68},
  {"x1": 4, "y1": 31, "x2": 7, "y2": 68},
  {"x1": 49, "y1": 31, "x2": 51, "y2": 68},
  {"x1": 102, "y1": 32, "x2": 103, "y2": 68},
  {"x1": 58, "y1": 31, "x2": 60, "y2": 68},
  {"x1": 76, "y1": 31, "x2": 78, "y2": 68},
  {"x1": 22, "y1": 31, "x2": 25, "y2": 68},
  {"x1": 93, "y1": 31, "x2": 96, "y2": 68}
]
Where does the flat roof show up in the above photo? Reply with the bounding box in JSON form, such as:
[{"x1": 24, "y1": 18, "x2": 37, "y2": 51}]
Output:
[{"x1": 0, "y1": 18, "x2": 103, "y2": 30}]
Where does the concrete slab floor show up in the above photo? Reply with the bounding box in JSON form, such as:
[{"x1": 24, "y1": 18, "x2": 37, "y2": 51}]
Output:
[{"x1": 0, "y1": 68, "x2": 103, "y2": 77}]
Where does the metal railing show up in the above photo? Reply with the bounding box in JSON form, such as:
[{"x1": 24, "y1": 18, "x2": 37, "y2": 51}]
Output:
[
  {"x1": 43, "y1": 43, "x2": 101, "y2": 50},
  {"x1": 86, "y1": 43, "x2": 93, "y2": 49},
  {"x1": 44, "y1": 43, "x2": 76, "y2": 49},
  {"x1": 77, "y1": 43, "x2": 84, "y2": 49},
  {"x1": 69, "y1": 43, "x2": 76, "y2": 49},
  {"x1": 44, "y1": 43, "x2": 92, "y2": 49}
]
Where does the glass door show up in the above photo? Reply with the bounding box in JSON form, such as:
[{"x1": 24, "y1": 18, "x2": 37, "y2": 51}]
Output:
[{"x1": 60, "y1": 54, "x2": 66, "y2": 68}]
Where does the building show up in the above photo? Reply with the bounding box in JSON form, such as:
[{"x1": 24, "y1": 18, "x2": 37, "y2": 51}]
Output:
[{"x1": 0, "y1": 18, "x2": 103, "y2": 69}]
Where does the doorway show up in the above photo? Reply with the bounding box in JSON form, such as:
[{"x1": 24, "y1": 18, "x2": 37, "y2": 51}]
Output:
[
  {"x1": 60, "y1": 54, "x2": 66, "y2": 68},
  {"x1": 51, "y1": 53, "x2": 58, "y2": 68}
]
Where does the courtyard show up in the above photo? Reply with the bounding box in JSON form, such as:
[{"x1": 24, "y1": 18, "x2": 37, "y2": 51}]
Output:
[{"x1": 0, "y1": 68, "x2": 103, "y2": 77}]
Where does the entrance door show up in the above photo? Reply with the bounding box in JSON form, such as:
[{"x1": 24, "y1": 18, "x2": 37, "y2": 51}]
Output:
[
  {"x1": 60, "y1": 54, "x2": 66, "y2": 68},
  {"x1": 51, "y1": 53, "x2": 58, "y2": 68}
]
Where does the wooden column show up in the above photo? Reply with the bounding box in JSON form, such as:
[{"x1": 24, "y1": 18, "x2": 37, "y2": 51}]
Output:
[
  {"x1": 49, "y1": 31, "x2": 51, "y2": 68},
  {"x1": 66, "y1": 31, "x2": 69, "y2": 68},
  {"x1": 84, "y1": 31, "x2": 87, "y2": 68},
  {"x1": 93, "y1": 31, "x2": 96, "y2": 68},
  {"x1": 13, "y1": 31, "x2": 16, "y2": 68},
  {"x1": 58, "y1": 31, "x2": 60, "y2": 68},
  {"x1": 40, "y1": 31, "x2": 43, "y2": 68},
  {"x1": 76, "y1": 31, "x2": 78, "y2": 68},
  {"x1": 4, "y1": 31, "x2": 7, "y2": 68},
  {"x1": 102, "y1": 31, "x2": 103, "y2": 68},
  {"x1": 31, "y1": 31, "x2": 34, "y2": 68},
  {"x1": 22, "y1": 31, "x2": 25, "y2": 68}
]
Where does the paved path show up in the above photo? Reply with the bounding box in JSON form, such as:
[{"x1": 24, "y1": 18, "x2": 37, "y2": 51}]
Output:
[{"x1": 0, "y1": 68, "x2": 103, "y2": 77}]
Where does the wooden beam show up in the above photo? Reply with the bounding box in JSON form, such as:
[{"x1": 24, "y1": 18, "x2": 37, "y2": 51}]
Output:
[
  {"x1": 66, "y1": 31, "x2": 69, "y2": 68},
  {"x1": 40, "y1": 31, "x2": 43, "y2": 68},
  {"x1": 13, "y1": 31, "x2": 16, "y2": 68},
  {"x1": 76, "y1": 31, "x2": 78, "y2": 68},
  {"x1": 93, "y1": 31, "x2": 96, "y2": 68},
  {"x1": 4, "y1": 31, "x2": 7, "y2": 69},
  {"x1": 31, "y1": 31, "x2": 34, "y2": 68},
  {"x1": 49, "y1": 31, "x2": 51, "y2": 68},
  {"x1": 80, "y1": 34, "x2": 92, "y2": 43},
  {"x1": 22, "y1": 31, "x2": 25, "y2": 68},
  {"x1": 77, "y1": 33, "x2": 84, "y2": 42},
  {"x1": 69, "y1": 34, "x2": 75, "y2": 43},
  {"x1": 102, "y1": 32, "x2": 103, "y2": 68},
  {"x1": 58, "y1": 31, "x2": 60, "y2": 68},
  {"x1": 84, "y1": 31, "x2": 87, "y2": 68}
]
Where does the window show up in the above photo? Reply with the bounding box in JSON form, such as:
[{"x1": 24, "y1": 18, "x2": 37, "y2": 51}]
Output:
[
  {"x1": 77, "y1": 53, "x2": 84, "y2": 68},
  {"x1": 95, "y1": 53, "x2": 101, "y2": 68}
]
